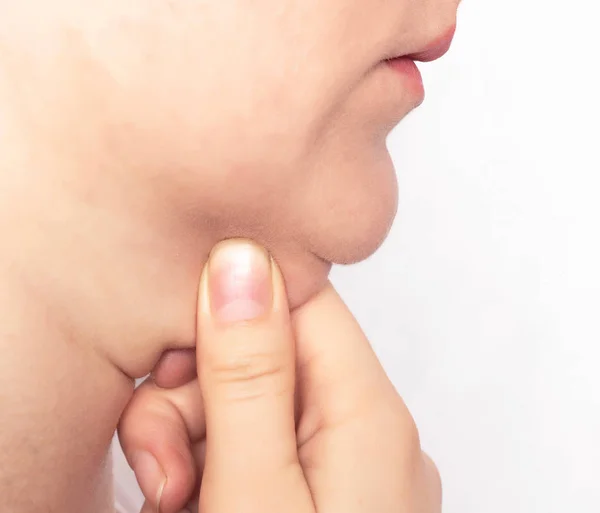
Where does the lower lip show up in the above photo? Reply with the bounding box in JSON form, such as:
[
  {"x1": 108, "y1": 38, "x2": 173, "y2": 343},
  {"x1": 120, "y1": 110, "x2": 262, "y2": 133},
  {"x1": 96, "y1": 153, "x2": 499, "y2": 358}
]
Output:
[{"x1": 386, "y1": 57, "x2": 424, "y2": 100}]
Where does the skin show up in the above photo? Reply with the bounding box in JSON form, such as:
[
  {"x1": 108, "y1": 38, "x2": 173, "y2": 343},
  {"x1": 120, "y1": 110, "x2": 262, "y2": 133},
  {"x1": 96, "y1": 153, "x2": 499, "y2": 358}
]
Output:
[
  {"x1": 120, "y1": 240, "x2": 442, "y2": 513},
  {"x1": 0, "y1": 1, "x2": 459, "y2": 511}
]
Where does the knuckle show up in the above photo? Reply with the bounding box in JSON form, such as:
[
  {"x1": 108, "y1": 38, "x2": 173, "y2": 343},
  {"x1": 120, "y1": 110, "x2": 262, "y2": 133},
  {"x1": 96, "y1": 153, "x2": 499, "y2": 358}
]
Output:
[
  {"x1": 207, "y1": 346, "x2": 290, "y2": 401},
  {"x1": 423, "y1": 451, "x2": 443, "y2": 499},
  {"x1": 410, "y1": 452, "x2": 442, "y2": 512},
  {"x1": 402, "y1": 413, "x2": 422, "y2": 454},
  {"x1": 375, "y1": 394, "x2": 423, "y2": 463},
  {"x1": 117, "y1": 386, "x2": 188, "y2": 452},
  {"x1": 398, "y1": 411, "x2": 423, "y2": 466}
]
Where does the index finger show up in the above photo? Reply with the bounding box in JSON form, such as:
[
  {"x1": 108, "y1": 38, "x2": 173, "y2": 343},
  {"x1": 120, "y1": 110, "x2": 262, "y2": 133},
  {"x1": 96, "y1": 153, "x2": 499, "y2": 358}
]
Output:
[{"x1": 292, "y1": 282, "x2": 402, "y2": 429}]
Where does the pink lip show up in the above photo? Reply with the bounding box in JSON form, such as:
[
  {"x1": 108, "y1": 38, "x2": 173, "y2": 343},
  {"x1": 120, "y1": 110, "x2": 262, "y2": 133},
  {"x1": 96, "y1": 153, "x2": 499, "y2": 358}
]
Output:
[
  {"x1": 386, "y1": 58, "x2": 425, "y2": 98},
  {"x1": 384, "y1": 24, "x2": 457, "y2": 105},
  {"x1": 406, "y1": 25, "x2": 457, "y2": 62}
]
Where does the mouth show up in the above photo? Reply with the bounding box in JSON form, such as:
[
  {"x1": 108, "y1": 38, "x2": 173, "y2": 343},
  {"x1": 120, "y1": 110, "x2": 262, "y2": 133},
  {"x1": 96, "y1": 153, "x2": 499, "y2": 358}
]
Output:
[{"x1": 383, "y1": 25, "x2": 457, "y2": 100}]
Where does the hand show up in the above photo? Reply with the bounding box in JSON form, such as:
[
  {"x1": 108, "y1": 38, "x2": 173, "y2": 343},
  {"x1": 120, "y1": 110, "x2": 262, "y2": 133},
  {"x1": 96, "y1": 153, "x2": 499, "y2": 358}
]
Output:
[{"x1": 118, "y1": 240, "x2": 441, "y2": 513}]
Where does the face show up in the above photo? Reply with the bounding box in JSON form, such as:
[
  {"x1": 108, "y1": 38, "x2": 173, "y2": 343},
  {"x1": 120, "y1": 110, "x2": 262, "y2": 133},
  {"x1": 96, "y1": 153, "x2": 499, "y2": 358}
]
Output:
[{"x1": 3, "y1": 0, "x2": 459, "y2": 307}]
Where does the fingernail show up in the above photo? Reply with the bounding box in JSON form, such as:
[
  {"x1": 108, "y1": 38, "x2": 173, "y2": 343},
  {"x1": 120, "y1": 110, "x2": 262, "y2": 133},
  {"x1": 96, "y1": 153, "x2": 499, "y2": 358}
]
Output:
[
  {"x1": 131, "y1": 451, "x2": 166, "y2": 509},
  {"x1": 208, "y1": 240, "x2": 272, "y2": 323}
]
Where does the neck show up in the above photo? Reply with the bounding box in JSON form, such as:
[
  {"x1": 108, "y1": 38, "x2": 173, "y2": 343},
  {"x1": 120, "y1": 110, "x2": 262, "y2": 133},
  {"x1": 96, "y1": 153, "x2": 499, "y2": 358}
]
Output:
[
  {"x1": 0, "y1": 136, "x2": 213, "y2": 510},
  {"x1": 2, "y1": 163, "x2": 214, "y2": 380},
  {"x1": 0, "y1": 86, "x2": 226, "y2": 508}
]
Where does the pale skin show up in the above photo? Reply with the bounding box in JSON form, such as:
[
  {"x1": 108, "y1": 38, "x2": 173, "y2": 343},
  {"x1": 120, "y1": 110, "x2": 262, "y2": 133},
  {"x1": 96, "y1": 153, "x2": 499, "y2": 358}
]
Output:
[
  {"x1": 119, "y1": 240, "x2": 442, "y2": 513},
  {"x1": 0, "y1": 1, "x2": 459, "y2": 511}
]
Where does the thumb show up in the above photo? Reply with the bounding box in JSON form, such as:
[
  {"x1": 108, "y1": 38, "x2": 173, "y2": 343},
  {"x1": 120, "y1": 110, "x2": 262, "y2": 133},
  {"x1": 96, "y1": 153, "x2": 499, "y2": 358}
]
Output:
[{"x1": 196, "y1": 239, "x2": 311, "y2": 513}]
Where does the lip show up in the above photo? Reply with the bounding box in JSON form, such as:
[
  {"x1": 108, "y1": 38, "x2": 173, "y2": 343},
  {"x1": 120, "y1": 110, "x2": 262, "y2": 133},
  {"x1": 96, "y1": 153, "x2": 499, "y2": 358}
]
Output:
[
  {"x1": 386, "y1": 57, "x2": 425, "y2": 99},
  {"x1": 406, "y1": 25, "x2": 457, "y2": 63},
  {"x1": 384, "y1": 24, "x2": 456, "y2": 98}
]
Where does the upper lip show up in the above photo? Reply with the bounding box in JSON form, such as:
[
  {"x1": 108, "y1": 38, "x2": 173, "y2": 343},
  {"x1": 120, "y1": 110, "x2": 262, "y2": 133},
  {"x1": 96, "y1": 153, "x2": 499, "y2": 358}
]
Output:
[{"x1": 403, "y1": 25, "x2": 457, "y2": 63}]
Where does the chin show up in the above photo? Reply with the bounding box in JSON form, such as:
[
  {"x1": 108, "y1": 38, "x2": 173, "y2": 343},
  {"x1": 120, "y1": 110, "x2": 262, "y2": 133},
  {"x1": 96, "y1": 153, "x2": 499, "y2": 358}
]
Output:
[
  {"x1": 328, "y1": 195, "x2": 398, "y2": 265},
  {"x1": 302, "y1": 155, "x2": 399, "y2": 266},
  {"x1": 283, "y1": 256, "x2": 333, "y2": 310},
  {"x1": 262, "y1": 189, "x2": 398, "y2": 311}
]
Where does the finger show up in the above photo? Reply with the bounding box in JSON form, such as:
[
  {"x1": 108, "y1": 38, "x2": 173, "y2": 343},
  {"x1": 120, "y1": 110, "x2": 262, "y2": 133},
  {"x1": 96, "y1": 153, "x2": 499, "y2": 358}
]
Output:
[
  {"x1": 118, "y1": 379, "x2": 205, "y2": 513},
  {"x1": 152, "y1": 349, "x2": 197, "y2": 389},
  {"x1": 197, "y1": 239, "x2": 312, "y2": 512},
  {"x1": 419, "y1": 452, "x2": 443, "y2": 513},
  {"x1": 293, "y1": 282, "x2": 405, "y2": 436},
  {"x1": 292, "y1": 283, "x2": 424, "y2": 512},
  {"x1": 139, "y1": 501, "x2": 193, "y2": 513}
]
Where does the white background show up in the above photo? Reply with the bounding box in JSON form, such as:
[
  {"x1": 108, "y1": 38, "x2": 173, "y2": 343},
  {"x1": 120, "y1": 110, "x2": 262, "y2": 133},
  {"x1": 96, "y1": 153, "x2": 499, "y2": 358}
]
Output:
[{"x1": 114, "y1": 1, "x2": 600, "y2": 511}]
